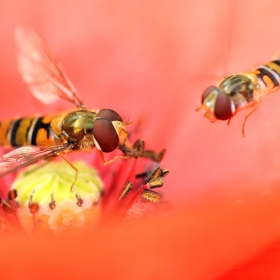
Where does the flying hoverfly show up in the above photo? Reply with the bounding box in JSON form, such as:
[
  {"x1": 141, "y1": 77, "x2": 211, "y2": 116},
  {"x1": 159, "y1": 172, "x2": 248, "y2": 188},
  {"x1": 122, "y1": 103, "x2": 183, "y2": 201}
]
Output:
[
  {"x1": 198, "y1": 56, "x2": 280, "y2": 136},
  {"x1": 0, "y1": 26, "x2": 165, "y2": 178}
]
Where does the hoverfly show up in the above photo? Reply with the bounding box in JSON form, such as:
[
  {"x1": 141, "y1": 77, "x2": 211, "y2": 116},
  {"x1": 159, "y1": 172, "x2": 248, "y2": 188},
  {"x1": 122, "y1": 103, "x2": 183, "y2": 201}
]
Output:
[
  {"x1": 198, "y1": 56, "x2": 280, "y2": 136},
  {"x1": 0, "y1": 26, "x2": 165, "y2": 178}
]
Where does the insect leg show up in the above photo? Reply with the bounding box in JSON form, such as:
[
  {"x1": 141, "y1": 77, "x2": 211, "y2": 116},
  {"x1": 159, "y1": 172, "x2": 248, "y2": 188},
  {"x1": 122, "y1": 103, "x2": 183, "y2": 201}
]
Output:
[
  {"x1": 99, "y1": 139, "x2": 165, "y2": 165},
  {"x1": 60, "y1": 155, "x2": 78, "y2": 187},
  {"x1": 242, "y1": 103, "x2": 260, "y2": 138},
  {"x1": 227, "y1": 116, "x2": 234, "y2": 126},
  {"x1": 60, "y1": 155, "x2": 83, "y2": 206},
  {"x1": 119, "y1": 139, "x2": 165, "y2": 162},
  {"x1": 99, "y1": 150, "x2": 130, "y2": 165},
  {"x1": 227, "y1": 109, "x2": 240, "y2": 126},
  {"x1": 195, "y1": 105, "x2": 203, "y2": 112}
]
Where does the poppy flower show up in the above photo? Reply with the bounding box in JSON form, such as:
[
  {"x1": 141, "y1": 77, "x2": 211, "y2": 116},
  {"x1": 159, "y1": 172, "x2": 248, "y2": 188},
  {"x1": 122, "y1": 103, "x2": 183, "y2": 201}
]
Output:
[{"x1": 1, "y1": 0, "x2": 280, "y2": 279}]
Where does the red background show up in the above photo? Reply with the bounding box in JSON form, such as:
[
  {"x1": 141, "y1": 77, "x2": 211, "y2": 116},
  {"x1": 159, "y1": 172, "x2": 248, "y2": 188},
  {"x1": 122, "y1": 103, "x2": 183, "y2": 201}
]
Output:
[{"x1": 1, "y1": 0, "x2": 280, "y2": 278}]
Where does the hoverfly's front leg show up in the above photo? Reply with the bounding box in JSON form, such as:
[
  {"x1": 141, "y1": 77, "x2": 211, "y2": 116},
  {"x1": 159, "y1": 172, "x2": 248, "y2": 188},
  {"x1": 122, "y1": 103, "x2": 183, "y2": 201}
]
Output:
[
  {"x1": 99, "y1": 151, "x2": 130, "y2": 165},
  {"x1": 119, "y1": 139, "x2": 165, "y2": 162},
  {"x1": 99, "y1": 140, "x2": 165, "y2": 165},
  {"x1": 227, "y1": 109, "x2": 239, "y2": 126}
]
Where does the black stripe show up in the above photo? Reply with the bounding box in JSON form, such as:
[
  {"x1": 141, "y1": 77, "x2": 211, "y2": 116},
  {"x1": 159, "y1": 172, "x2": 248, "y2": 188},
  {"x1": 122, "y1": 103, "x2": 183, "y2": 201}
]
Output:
[
  {"x1": 266, "y1": 61, "x2": 280, "y2": 79},
  {"x1": 272, "y1": 59, "x2": 280, "y2": 66},
  {"x1": 256, "y1": 67, "x2": 279, "y2": 88},
  {"x1": 10, "y1": 119, "x2": 22, "y2": 147},
  {"x1": 31, "y1": 117, "x2": 51, "y2": 145}
]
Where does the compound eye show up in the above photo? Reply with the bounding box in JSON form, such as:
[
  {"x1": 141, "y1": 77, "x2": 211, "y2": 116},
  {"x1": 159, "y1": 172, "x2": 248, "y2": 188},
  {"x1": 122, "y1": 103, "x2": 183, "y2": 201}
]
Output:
[
  {"x1": 93, "y1": 119, "x2": 119, "y2": 152},
  {"x1": 97, "y1": 109, "x2": 122, "y2": 122},
  {"x1": 202, "y1": 86, "x2": 220, "y2": 104},
  {"x1": 214, "y1": 92, "x2": 234, "y2": 120}
]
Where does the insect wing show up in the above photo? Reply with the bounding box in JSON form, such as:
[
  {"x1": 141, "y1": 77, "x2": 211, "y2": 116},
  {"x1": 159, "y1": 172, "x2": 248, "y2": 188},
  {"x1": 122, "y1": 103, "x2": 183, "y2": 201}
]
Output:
[
  {"x1": 0, "y1": 145, "x2": 69, "y2": 178},
  {"x1": 14, "y1": 26, "x2": 83, "y2": 107}
]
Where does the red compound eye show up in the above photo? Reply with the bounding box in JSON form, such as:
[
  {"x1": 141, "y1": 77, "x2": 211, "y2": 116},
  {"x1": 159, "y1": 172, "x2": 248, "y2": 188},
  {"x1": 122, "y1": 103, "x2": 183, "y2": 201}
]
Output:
[
  {"x1": 201, "y1": 86, "x2": 220, "y2": 104},
  {"x1": 214, "y1": 92, "x2": 234, "y2": 120},
  {"x1": 93, "y1": 119, "x2": 119, "y2": 152},
  {"x1": 97, "y1": 109, "x2": 122, "y2": 122}
]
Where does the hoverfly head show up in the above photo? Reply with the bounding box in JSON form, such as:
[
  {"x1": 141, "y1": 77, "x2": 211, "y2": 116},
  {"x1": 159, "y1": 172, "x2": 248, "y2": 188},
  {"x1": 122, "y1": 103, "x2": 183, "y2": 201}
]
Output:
[
  {"x1": 201, "y1": 85, "x2": 235, "y2": 121},
  {"x1": 93, "y1": 109, "x2": 128, "y2": 153}
]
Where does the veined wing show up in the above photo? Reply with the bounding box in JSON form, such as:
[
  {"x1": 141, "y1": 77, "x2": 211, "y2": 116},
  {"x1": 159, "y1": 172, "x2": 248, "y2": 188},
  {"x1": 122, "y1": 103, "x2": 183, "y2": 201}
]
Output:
[
  {"x1": 14, "y1": 25, "x2": 84, "y2": 107},
  {"x1": 0, "y1": 144, "x2": 71, "y2": 178}
]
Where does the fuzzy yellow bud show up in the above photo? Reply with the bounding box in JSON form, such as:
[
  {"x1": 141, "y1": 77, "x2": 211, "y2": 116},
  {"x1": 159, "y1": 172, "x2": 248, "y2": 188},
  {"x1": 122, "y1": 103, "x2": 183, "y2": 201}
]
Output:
[{"x1": 11, "y1": 160, "x2": 103, "y2": 234}]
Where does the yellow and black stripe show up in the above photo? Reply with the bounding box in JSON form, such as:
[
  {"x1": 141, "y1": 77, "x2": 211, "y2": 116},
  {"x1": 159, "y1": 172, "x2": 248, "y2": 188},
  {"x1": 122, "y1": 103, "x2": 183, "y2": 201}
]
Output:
[
  {"x1": 0, "y1": 116, "x2": 56, "y2": 147},
  {"x1": 255, "y1": 59, "x2": 280, "y2": 91}
]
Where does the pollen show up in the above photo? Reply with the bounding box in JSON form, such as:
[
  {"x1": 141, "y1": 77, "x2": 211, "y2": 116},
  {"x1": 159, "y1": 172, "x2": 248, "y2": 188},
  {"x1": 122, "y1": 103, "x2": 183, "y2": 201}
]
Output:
[{"x1": 10, "y1": 159, "x2": 103, "y2": 233}]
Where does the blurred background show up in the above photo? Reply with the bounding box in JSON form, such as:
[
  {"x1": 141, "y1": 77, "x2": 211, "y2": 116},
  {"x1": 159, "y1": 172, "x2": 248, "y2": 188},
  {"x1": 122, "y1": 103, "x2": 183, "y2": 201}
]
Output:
[{"x1": 2, "y1": 0, "x2": 280, "y2": 278}]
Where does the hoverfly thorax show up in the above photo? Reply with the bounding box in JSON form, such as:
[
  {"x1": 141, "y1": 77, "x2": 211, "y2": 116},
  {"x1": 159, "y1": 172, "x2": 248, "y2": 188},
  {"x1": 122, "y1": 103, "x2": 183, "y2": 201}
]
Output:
[
  {"x1": 61, "y1": 109, "x2": 97, "y2": 141},
  {"x1": 201, "y1": 74, "x2": 254, "y2": 121}
]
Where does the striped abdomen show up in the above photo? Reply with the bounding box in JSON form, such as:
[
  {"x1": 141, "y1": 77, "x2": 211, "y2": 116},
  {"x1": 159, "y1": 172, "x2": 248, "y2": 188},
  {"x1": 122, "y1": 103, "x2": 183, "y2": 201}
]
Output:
[
  {"x1": 254, "y1": 59, "x2": 280, "y2": 97},
  {"x1": 0, "y1": 116, "x2": 57, "y2": 147}
]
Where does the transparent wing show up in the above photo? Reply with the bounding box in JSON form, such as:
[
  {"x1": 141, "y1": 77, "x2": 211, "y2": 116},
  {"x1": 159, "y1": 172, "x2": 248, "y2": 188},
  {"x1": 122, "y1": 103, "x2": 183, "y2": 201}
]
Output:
[
  {"x1": 0, "y1": 144, "x2": 71, "y2": 178},
  {"x1": 14, "y1": 25, "x2": 83, "y2": 107}
]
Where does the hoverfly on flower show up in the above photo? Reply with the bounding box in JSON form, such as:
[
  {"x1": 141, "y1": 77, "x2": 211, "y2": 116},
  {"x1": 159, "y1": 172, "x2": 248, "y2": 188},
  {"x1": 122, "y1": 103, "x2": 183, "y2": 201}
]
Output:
[
  {"x1": 0, "y1": 26, "x2": 165, "y2": 178},
  {"x1": 198, "y1": 56, "x2": 280, "y2": 136}
]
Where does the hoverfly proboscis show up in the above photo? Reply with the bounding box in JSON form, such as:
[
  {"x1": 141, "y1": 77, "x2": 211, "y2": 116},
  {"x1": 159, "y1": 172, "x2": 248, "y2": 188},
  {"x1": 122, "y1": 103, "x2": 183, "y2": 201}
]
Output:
[
  {"x1": 198, "y1": 56, "x2": 280, "y2": 136},
  {"x1": 0, "y1": 26, "x2": 165, "y2": 179}
]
